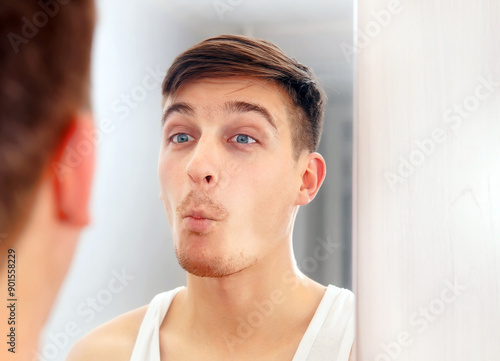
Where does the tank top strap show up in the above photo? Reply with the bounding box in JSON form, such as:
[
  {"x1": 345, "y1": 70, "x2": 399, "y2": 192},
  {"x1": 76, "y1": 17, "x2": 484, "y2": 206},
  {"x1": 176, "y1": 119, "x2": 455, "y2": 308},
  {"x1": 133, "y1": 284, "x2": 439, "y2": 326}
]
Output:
[
  {"x1": 129, "y1": 286, "x2": 185, "y2": 361},
  {"x1": 292, "y1": 285, "x2": 355, "y2": 361}
]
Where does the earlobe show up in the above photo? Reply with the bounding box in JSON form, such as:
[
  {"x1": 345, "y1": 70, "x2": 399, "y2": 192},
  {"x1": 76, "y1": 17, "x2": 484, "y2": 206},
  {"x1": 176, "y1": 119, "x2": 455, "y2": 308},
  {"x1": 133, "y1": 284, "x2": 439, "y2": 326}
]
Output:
[
  {"x1": 50, "y1": 112, "x2": 95, "y2": 227},
  {"x1": 295, "y1": 152, "x2": 326, "y2": 206}
]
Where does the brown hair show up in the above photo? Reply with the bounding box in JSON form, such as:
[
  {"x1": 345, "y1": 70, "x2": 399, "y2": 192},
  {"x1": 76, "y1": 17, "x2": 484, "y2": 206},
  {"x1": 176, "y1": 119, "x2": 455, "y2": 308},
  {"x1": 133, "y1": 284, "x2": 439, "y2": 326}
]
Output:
[
  {"x1": 162, "y1": 35, "x2": 326, "y2": 160},
  {"x1": 0, "y1": 0, "x2": 95, "y2": 236}
]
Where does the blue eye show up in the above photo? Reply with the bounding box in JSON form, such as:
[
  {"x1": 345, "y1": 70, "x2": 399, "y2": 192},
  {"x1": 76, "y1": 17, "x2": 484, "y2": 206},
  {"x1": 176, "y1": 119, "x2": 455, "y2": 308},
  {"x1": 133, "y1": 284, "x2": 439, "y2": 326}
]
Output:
[
  {"x1": 232, "y1": 134, "x2": 256, "y2": 144},
  {"x1": 171, "y1": 133, "x2": 193, "y2": 143}
]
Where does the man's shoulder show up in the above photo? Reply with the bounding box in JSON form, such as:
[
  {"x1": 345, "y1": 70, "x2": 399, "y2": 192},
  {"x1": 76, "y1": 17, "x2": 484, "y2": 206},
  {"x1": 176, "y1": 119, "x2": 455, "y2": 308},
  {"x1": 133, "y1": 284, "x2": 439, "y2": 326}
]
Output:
[
  {"x1": 327, "y1": 284, "x2": 355, "y2": 303},
  {"x1": 66, "y1": 303, "x2": 149, "y2": 361},
  {"x1": 325, "y1": 284, "x2": 355, "y2": 319}
]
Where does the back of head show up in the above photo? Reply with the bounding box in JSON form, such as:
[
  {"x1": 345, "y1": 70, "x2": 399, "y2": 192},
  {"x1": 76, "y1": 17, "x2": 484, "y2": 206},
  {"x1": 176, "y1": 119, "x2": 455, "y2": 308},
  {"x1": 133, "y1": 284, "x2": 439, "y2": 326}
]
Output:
[
  {"x1": 0, "y1": 0, "x2": 95, "y2": 243},
  {"x1": 162, "y1": 35, "x2": 326, "y2": 160}
]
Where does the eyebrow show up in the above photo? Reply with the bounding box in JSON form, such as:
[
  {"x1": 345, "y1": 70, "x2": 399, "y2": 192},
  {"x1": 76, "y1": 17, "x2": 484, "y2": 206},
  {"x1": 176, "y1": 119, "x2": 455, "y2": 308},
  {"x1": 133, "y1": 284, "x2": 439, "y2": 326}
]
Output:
[
  {"x1": 161, "y1": 100, "x2": 278, "y2": 133},
  {"x1": 162, "y1": 102, "x2": 195, "y2": 126},
  {"x1": 222, "y1": 100, "x2": 278, "y2": 132}
]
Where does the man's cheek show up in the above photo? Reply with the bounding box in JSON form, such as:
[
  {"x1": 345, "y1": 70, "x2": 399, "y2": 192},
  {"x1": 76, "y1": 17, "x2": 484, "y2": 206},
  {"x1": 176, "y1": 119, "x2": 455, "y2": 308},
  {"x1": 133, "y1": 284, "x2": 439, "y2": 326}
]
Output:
[
  {"x1": 161, "y1": 189, "x2": 178, "y2": 224},
  {"x1": 164, "y1": 198, "x2": 172, "y2": 217}
]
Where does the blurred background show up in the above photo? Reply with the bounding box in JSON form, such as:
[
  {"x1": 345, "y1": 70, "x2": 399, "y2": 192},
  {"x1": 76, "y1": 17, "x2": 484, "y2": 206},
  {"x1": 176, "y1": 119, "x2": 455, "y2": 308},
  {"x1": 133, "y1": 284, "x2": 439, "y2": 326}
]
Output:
[{"x1": 41, "y1": 0, "x2": 354, "y2": 359}]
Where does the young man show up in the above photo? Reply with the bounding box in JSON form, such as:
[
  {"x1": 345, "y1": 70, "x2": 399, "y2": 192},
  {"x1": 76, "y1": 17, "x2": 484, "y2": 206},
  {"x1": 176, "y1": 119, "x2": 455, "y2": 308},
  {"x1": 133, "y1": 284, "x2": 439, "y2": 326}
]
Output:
[
  {"x1": 0, "y1": 1, "x2": 95, "y2": 360},
  {"x1": 68, "y1": 35, "x2": 354, "y2": 361}
]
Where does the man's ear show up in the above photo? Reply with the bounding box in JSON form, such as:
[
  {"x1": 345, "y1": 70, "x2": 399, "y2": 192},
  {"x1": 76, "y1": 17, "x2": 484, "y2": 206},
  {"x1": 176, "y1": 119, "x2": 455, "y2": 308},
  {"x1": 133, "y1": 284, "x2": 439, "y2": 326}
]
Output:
[
  {"x1": 295, "y1": 152, "x2": 326, "y2": 206},
  {"x1": 50, "y1": 112, "x2": 95, "y2": 227}
]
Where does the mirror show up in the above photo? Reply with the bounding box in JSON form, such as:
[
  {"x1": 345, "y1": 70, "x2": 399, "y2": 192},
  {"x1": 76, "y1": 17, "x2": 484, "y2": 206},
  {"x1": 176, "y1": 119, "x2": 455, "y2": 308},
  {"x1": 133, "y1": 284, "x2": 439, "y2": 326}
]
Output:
[{"x1": 40, "y1": 1, "x2": 355, "y2": 359}]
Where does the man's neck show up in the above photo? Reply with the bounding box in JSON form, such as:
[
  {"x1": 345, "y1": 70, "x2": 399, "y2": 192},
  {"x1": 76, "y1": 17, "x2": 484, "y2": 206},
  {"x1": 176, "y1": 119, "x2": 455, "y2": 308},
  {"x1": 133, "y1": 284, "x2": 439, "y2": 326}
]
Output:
[
  {"x1": 0, "y1": 186, "x2": 78, "y2": 361},
  {"x1": 0, "y1": 233, "x2": 53, "y2": 361},
  {"x1": 160, "y1": 243, "x2": 327, "y2": 357}
]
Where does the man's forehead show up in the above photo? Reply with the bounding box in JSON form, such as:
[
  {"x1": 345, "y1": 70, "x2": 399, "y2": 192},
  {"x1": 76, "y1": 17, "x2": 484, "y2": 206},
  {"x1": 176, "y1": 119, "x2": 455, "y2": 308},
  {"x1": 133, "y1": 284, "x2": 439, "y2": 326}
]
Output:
[
  {"x1": 162, "y1": 76, "x2": 291, "y2": 109},
  {"x1": 161, "y1": 99, "x2": 279, "y2": 134},
  {"x1": 161, "y1": 77, "x2": 291, "y2": 130}
]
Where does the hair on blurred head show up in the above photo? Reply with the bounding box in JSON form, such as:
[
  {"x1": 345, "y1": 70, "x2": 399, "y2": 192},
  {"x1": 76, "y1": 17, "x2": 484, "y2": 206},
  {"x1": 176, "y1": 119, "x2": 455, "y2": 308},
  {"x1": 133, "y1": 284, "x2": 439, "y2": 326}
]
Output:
[{"x1": 0, "y1": 0, "x2": 95, "y2": 235}]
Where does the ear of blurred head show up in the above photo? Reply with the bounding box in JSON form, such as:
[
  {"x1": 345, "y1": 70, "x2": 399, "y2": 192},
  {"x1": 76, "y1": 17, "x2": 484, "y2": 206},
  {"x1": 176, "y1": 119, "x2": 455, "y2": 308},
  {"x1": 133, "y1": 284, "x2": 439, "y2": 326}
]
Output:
[
  {"x1": 13, "y1": 111, "x2": 96, "y2": 271},
  {"x1": 50, "y1": 112, "x2": 95, "y2": 228}
]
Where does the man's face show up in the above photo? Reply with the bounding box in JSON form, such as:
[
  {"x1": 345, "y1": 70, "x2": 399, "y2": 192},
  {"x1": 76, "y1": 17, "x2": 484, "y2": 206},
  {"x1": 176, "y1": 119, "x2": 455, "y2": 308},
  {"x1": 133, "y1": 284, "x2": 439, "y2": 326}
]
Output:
[{"x1": 158, "y1": 77, "x2": 304, "y2": 277}]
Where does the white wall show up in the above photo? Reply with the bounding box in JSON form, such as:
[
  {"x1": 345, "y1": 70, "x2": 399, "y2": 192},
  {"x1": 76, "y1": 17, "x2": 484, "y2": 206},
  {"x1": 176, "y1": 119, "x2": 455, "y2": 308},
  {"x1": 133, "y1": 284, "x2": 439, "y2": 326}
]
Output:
[{"x1": 355, "y1": 0, "x2": 500, "y2": 360}]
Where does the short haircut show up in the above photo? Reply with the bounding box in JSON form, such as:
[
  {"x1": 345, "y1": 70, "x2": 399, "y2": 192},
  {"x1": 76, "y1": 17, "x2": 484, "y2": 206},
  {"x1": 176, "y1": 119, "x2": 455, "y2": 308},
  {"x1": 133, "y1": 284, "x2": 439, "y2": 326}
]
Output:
[
  {"x1": 162, "y1": 35, "x2": 326, "y2": 160},
  {"x1": 0, "y1": 0, "x2": 95, "y2": 235}
]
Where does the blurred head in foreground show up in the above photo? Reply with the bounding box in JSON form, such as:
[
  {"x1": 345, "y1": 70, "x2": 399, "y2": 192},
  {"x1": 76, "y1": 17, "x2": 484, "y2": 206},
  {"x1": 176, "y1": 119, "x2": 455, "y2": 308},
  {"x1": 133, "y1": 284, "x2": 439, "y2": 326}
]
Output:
[{"x1": 0, "y1": 0, "x2": 95, "y2": 358}]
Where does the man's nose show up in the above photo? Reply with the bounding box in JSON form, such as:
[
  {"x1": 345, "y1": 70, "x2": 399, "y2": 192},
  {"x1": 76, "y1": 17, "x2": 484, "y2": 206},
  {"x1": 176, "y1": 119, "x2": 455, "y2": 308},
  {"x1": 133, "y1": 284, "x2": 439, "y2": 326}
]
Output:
[{"x1": 185, "y1": 136, "x2": 221, "y2": 187}]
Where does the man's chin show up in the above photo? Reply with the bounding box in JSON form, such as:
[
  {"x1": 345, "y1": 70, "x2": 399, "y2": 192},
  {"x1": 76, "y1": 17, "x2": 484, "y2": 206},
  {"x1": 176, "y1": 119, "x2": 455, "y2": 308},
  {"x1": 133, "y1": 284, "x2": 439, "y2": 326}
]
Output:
[
  {"x1": 186, "y1": 266, "x2": 244, "y2": 278},
  {"x1": 175, "y1": 251, "x2": 254, "y2": 278}
]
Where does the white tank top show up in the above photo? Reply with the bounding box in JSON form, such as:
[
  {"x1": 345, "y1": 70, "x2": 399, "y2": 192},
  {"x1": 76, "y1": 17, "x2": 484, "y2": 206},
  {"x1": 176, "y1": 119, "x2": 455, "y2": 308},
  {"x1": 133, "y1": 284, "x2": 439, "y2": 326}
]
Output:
[{"x1": 130, "y1": 285, "x2": 354, "y2": 361}]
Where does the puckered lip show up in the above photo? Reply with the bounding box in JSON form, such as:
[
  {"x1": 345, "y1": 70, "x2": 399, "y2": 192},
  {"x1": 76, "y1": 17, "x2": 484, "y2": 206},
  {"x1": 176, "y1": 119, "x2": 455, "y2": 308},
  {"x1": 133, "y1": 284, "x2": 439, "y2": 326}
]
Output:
[{"x1": 182, "y1": 209, "x2": 219, "y2": 221}]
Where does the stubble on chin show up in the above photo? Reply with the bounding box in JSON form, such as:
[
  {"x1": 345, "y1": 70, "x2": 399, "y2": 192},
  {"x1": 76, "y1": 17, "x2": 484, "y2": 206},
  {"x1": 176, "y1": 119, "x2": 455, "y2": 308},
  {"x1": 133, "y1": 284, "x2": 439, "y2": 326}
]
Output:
[{"x1": 175, "y1": 247, "x2": 257, "y2": 278}]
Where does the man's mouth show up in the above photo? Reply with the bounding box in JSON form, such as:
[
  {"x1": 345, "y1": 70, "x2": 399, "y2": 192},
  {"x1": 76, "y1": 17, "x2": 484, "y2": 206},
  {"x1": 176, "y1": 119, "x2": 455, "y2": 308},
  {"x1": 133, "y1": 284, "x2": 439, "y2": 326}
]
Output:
[
  {"x1": 183, "y1": 216, "x2": 215, "y2": 233},
  {"x1": 182, "y1": 208, "x2": 221, "y2": 233},
  {"x1": 183, "y1": 209, "x2": 217, "y2": 221},
  {"x1": 176, "y1": 191, "x2": 230, "y2": 233}
]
